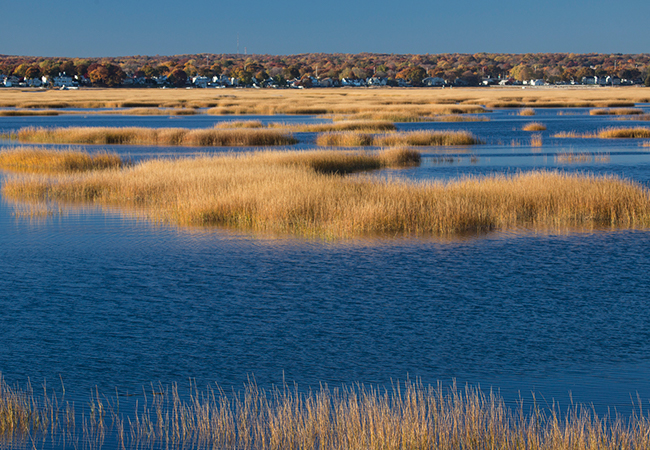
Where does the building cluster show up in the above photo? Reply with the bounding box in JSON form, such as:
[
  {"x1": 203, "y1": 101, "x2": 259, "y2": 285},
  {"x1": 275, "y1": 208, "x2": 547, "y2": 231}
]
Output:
[{"x1": 0, "y1": 72, "x2": 645, "y2": 89}]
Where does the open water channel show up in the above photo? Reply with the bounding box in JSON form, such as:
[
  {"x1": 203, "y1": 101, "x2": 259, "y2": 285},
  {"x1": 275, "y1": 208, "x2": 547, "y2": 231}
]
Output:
[{"x1": 1, "y1": 106, "x2": 650, "y2": 448}]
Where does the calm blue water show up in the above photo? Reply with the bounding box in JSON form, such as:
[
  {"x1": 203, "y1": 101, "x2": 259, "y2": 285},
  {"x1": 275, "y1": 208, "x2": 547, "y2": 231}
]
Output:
[{"x1": 1, "y1": 107, "x2": 650, "y2": 426}]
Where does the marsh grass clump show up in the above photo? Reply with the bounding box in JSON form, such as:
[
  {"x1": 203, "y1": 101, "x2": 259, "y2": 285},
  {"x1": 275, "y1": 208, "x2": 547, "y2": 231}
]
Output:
[
  {"x1": 0, "y1": 109, "x2": 60, "y2": 116},
  {"x1": 0, "y1": 147, "x2": 124, "y2": 174},
  {"x1": 14, "y1": 126, "x2": 298, "y2": 147},
  {"x1": 518, "y1": 108, "x2": 536, "y2": 116},
  {"x1": 4, "y1": 148, "x2": 650, "y2": 238},
  {"x1": 316, "y1": 130, "x2": 482, "y2": 147},
  {"x1": 522, "y1": 122, "x2": 547, "y2": 131},
  {"x1": 121, "y1": 108, "x2": 198, "y2": 116},
  {"x1": 376, "y1": 130, "x2": 482, "y2": 146},
  {"x1": 590, "y1": 108, "x2": 644, "y2": 116},
  {"x1": 316, "y1": 131, "x2": 375, "y2": 146},
  {"x1": 215, "y1": 120, "x2": 265, "y2": 128},
  {"x1": 598, "y1": 127, "x2": 650, "y2": 139}
]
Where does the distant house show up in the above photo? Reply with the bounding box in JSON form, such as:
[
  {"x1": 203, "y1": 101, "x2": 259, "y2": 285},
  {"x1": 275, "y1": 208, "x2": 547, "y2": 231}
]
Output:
[
  {"x1": 481, "y1": 77, "x2": 499, "y2": 86},
  {"x1": 422, "y1": 77, "x2": 446, "y2": 87},
  {"x1": 530, "y1": 79, "x2": 546, "y2": 86},
  {"x1": 367, "y1": 77, "x2": 388, "y2": 86},
  {"x1": 192, "y1": 76, "x2": 209, "y2": 88},
  {"x1": 27, "y1": 78, "x2": 42, "y2": 87},
  {"x1": 3, "y1": 75, "x2": 20, "y2": 87},
  {"x1": 52, "y1": 73, "x2": 76, "y2": 88},
  {"x1": 319, "y1": 77, "x2": 334, "y2": 87},
  {"x1": 605, "y1": 76, "x2": 621, "y2": 86}
]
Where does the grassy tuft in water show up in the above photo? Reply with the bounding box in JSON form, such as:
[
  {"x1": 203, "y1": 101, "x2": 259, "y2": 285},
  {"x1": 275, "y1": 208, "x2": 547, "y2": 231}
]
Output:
[
  {"x1": 0, "y1": 147, "x2": 124, "y2": 174},
  {"x1": 316, "y1": 130, "x2": 482, "y2": 147},
  {"x1": 522, "y1": 122, "x2": 546, "y2": 131},
  {"x1": 14, "y1": 126, "x2": 298, "y2": 147}
]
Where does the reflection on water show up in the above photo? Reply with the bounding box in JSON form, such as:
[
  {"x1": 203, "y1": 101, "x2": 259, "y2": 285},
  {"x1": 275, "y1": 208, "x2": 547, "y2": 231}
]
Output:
[{"x1": 1, "y1": 108, "x2": 650, "y2": 438}]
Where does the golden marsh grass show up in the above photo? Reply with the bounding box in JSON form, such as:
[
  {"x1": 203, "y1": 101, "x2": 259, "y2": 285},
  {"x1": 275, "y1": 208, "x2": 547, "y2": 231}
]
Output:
[
  {"x1": 4, "y1": 148, "x2": 650, "y2": 239},
  {"x1": 0, "y1": 147, "x2": 123, "y2": 174},
  {"x1": 522, "y1": 122, "x2": 546, "y2": 131},
  {"x1": 2, "y1": 87, "x2": 646, "y2": 122},
  {"x1": 14, "y1": 126, "x2": 298, "y2": 146},
  {"x1": 518, "y1": 108, "x2": 536, "y2": 116},
  {"x1": 316, "y1": 130, "x2": 482, "y2": 147},
  {"x1": 213, "y1": 120, "x2": 397, "y2": 132}
]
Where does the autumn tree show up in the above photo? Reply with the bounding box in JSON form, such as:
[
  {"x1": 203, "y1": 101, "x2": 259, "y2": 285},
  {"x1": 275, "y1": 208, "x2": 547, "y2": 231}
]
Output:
[
  {"x1": 25, "y1": 65, "x2": 41, "y2": 79},
  {"x1": 167, "y1": 68, "x2": 188, "y2": 86}
]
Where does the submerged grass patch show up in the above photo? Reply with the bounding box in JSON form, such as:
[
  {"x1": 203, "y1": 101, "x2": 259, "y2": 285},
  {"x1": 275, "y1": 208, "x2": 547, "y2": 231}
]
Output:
[
  {"x1": 3, "y1": 148, "x2": 650, "y2": 239},
  {"x1": 316, "y1": 130, "x2": 482, "y2": 147},
  {"x1": 0, "y1": 147, "x2": 123, "y2": 174},
  {"x1": 14, "y1": 126, "x2": 298, "y2": 146},
  {"x1": 553, "y1": 127, "x2": 650, "y2": 139}
]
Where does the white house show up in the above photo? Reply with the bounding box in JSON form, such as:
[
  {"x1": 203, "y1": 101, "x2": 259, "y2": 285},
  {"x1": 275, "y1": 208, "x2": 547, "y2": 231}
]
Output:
[
  {"x1": 192, "y1": 76, "x2": 209, "y2": 88},
  {"x1": 52, "y1": 73, "x2": 76, "y2": 87},
  {"x1": 3, "y1": 75, "x2": 20, "y2": 87},
  {"x1": 367, "y1": 76, "x2": 388, "y2": 86}
]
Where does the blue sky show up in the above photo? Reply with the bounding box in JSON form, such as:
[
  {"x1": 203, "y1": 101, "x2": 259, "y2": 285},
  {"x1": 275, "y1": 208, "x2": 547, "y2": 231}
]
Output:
[{"x1": 1, "y1": 0, "x2": 648, "y2": 57}]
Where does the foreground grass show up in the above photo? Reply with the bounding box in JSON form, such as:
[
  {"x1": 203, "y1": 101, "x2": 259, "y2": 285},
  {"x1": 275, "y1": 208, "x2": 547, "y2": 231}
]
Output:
[
  {"x1": 4, "y1": 377, "x2": 650, "y2": 450},
  {"x1": 0, "y1": 147, "x2": 123, "y2": 174},
  {"x1": 3, "y1": 148, "x2": 650, "y2": 238},
  {"x1": 14, "y1": 125, "x2": 298, "y2": 146},
  {"x1": 316, "y1": 130, "x2": 482, "y2": 147}
]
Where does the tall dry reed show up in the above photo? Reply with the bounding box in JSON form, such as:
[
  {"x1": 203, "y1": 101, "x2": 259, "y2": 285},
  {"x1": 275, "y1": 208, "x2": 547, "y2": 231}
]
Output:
[
  {"x1": 110, "y1": 380, "x2": 650, "y2": 450},
  {"x1": 4, "y1": 374, "x2": 650, "y2": 450},
  {"x1": 4, "y1": 149, "x2": 650, "y2": 238}
]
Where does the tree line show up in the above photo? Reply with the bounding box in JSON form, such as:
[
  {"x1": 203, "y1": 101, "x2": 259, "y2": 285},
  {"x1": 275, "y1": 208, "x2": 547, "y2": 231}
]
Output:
[{"x1": 2, "y1": 52, "x2": 650, "y2": 86}]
